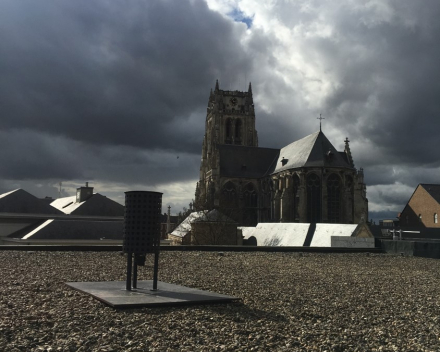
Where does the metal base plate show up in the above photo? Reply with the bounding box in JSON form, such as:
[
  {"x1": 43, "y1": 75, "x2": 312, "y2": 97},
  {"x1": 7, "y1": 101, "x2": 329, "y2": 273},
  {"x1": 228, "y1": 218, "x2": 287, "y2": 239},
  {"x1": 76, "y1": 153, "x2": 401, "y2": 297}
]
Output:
[{"x1": 66, "y1": 280, "x2": 240, "y2": 308}]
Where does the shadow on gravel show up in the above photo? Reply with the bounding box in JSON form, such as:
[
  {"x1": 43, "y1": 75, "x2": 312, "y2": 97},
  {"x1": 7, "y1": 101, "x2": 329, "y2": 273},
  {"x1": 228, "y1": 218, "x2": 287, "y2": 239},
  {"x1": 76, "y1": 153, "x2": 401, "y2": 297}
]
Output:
[{"x1": 121, "y1": 302, "x2": 288, "y2": 323}]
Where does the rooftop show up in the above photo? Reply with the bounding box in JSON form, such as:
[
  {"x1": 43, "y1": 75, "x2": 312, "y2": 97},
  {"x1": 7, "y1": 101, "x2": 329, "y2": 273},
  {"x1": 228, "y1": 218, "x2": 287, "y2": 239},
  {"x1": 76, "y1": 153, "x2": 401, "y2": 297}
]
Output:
[{"x1": 1, "y1": 250, "x2": 439, "y2": 351}]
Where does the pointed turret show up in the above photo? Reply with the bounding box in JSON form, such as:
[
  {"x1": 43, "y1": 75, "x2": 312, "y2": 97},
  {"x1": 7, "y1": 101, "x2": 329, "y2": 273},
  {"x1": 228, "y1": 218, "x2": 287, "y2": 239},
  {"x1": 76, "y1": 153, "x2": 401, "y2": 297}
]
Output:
[
  {"x1": 248, "y1": 82, "x2": 252, "y2": 96},
  {"x1": 215, "y1": 79, "x2": 219, "y2": 91},
  {"x1": 344, "y1": 137, "x2": 355, "y2": 168}
]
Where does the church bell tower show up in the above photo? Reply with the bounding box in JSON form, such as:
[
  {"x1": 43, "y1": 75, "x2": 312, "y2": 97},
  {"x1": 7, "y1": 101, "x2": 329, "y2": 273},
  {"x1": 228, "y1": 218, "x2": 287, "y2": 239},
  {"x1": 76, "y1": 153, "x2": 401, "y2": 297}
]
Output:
[{"x1": 195, "y1": 80, "x2": 258, "y2": 209}]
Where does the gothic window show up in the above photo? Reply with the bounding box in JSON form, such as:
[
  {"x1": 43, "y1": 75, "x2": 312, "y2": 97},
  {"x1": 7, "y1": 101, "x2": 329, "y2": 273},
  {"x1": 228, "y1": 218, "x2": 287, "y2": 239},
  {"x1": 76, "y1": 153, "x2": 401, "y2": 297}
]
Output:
[
  {"x1": 345, "y1": 175, "x2": 354, "y2": 224},
  {"x1": 306, "y1": 173, "x2": 321, "y2": 223},
  {"x1": 244, "y1": 183, "x2": 258, "y2": 208},
  {"x1": 244, "y1": 183, "x2": 258, "y2": 225},
  {"x1": 260, "y1": 180, "x2": 271, "y2": 222},
  {"x1": 206, "y1": 181, "x2": 216, "y2": 209},
  {"x1": 327, "y1": 174, "x2": 341, "y2": 223},
  {"x1": 225, "y1": 119, "x2": 232, "y2": 144},
  {"x1": 235, "y1": 119, "x2": 242, "y2": 145},
  {"x1": 221, "y1": 181, "x2": 238, "y2": 209},
  {"x1": 292, "y1": 174, "x2": 300, "y2": 221}
]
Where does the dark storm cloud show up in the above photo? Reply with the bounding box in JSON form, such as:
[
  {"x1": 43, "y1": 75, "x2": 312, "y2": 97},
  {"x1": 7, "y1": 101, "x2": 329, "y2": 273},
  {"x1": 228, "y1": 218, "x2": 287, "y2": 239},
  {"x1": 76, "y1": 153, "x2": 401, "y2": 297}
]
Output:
[
  {"x1": 0, "y1": 130, "x2": 83, "y2": 180},
  {"x1": 0, "y1": 0, "x2": 254, "y2": 196},
  {"x1": 317, "y1": 2, "x2": 440, "y2": 168},
  {"x1": 0, "y1": 0, "x2": 249, "y2": 153},
  {"x1": 2, "y1": 0, "x2": 440, "y2": 216}
]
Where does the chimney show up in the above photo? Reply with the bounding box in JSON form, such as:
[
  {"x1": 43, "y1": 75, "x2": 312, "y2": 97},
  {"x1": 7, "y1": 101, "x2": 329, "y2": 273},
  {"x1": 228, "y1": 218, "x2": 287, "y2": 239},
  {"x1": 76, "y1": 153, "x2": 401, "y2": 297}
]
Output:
[{"x1": 76, "y1": 182, "x2": 94, "y2": 203}]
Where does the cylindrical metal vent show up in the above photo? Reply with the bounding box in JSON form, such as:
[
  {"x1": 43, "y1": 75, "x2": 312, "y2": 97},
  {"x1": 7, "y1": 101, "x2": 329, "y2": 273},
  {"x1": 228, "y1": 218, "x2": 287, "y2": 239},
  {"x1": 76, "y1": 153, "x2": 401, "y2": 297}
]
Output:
[{"x1": 123, "y1": 191, "x2": 163, "y2": 254}]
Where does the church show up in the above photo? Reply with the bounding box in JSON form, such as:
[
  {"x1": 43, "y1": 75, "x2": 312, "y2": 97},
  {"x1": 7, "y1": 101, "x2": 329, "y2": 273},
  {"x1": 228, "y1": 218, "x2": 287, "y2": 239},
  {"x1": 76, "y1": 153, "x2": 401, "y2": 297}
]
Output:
[{"x1": 194, "y1": 80, "x2": 368, "y2": 226}]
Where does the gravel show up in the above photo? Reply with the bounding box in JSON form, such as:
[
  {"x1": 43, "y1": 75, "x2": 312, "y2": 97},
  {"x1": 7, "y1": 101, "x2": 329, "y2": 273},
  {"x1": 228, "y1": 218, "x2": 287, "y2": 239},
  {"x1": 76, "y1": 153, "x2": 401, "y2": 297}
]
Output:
[{"x1": 0, "y1": 251, "x2": 439, "y2": 352}]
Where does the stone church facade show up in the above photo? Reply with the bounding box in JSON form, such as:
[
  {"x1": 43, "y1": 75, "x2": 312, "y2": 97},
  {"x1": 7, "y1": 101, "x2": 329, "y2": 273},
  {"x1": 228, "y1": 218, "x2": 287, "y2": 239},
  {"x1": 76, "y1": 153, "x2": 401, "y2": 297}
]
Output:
[{"x1": 195, "y1": 80, "x2": 368, "y2": 226}]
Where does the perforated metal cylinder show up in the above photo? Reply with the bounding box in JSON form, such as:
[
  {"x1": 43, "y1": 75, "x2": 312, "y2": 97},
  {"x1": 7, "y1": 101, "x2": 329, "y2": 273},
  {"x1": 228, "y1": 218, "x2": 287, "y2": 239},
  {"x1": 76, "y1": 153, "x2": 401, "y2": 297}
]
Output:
[{"x1": 123, "y1": 191, "x2": 163, "y2": 254}]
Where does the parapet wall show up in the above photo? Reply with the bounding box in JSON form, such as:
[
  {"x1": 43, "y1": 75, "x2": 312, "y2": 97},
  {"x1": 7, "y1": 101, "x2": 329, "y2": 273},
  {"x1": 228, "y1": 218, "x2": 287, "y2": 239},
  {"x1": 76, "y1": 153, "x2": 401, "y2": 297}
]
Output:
[{"x1": 381, "y1": 240, "x2": 440, "y2": 259}]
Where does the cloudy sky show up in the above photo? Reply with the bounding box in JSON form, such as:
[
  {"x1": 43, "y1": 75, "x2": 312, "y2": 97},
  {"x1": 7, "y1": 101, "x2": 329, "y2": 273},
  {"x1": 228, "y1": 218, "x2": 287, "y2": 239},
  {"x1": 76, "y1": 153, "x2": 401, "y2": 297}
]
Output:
[{"x1": 1, "y1": 0, "x2": 439, "y2": 221}]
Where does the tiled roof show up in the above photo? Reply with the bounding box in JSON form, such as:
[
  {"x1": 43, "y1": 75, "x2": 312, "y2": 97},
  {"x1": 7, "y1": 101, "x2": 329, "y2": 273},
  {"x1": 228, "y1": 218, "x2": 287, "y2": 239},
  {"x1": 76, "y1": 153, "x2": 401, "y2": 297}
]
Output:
[{"x1": 420, "y1": 184, "x2": 440, "y2": 204}]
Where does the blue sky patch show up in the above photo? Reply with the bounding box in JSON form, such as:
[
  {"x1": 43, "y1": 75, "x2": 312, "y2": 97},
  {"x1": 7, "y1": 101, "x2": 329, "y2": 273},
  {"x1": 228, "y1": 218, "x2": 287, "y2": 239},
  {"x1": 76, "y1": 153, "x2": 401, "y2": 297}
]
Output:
[{"x1": 228, "y1": 8, "x2": 253, "y2": 28}]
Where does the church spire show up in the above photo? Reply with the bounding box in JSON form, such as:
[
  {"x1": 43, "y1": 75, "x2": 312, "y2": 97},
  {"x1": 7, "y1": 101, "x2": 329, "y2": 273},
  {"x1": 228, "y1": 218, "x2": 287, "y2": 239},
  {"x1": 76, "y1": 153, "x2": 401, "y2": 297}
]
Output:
[
  {"x1": 344, "y1": 137, "x2": 355, "y2": 168},
  {"x1": 248, "y1": 82, "x2": 252, "y2": 96},
  {"x1": 215, "y1": 79, "x2": 219, "y2": 91}
]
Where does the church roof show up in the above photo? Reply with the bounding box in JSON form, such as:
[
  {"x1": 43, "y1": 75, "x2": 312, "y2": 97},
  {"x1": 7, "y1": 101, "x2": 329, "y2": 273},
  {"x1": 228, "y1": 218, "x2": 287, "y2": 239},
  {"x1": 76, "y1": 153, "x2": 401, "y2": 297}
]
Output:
[
  {"x1": 217, "y1": 131, "x2": 352, "y2": 179},
  {"x1": 218, "y1": 145, "x2": 279, "y2": 178},
  {"x1": 272, "y1": 131, "x2": 352, "y2": 173}
]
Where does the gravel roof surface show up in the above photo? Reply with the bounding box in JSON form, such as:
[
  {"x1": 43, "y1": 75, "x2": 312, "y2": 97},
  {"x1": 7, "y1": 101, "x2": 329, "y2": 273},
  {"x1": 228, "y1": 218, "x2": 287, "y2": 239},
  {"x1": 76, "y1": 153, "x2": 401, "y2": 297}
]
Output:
[{"x1": 1, "y1": 251, "x2": 439, "y2": 352}]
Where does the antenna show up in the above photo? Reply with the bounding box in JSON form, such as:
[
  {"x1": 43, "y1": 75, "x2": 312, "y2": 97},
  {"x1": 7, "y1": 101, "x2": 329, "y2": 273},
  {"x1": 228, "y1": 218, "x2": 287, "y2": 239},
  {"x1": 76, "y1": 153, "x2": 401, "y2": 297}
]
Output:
[{"x1": 59, "y1": 182, "x2": 62, "y2": 198}]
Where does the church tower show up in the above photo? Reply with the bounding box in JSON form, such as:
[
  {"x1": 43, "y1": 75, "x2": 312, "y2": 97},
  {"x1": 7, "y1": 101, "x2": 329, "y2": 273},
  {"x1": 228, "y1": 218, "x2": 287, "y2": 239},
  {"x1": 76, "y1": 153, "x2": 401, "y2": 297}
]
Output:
[{"x1": 195, "y1": 80, "x2": 258, "y2": 209}]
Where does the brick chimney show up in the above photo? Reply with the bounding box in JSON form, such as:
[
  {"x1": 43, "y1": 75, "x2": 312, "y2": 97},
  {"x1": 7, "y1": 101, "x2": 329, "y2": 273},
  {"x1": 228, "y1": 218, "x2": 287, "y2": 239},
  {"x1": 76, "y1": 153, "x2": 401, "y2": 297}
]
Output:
[{"x1": 76, "y1": 182, "x2": 93, "y2": 203}]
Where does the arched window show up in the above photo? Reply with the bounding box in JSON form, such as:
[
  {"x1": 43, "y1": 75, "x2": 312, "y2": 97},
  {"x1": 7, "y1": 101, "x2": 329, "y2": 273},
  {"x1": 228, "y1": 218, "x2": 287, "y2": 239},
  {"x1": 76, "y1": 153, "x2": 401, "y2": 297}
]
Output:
[
  {"x1": 225, "y1": 119, "x2": 232, "y2": 144},
  {"x1": 235, "y1": 119, "x2": 242, "y2": 144},
  {"x1": 221, "y1": 181, "x2": 237, "y2": 209},
  {"x1": 292, "y1": 174, "x2": 300, "y2": 221},
  {"x1": 327, "y1": 174, "x2": 341, "y2": 223},
  {"x1": 345, "y1": 175, "x2": 354, "y2": 223},
  {"x1": 244, "y1": 183, "x2": 258, "y2": 208},
  {"x1": 434, "y1": 213, "x2": 438, "y2": 224},
  {"x1": 306, "y1": 173, "x2": 321, "y2": 223},
  {"x1": 243, "y1": 183, "x2": 258, "y2": 225}
]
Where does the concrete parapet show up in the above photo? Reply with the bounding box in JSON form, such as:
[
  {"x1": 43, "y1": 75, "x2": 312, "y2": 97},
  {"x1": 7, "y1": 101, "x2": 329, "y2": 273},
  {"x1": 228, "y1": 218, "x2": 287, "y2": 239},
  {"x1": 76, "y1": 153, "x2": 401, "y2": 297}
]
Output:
[{"x1": 381, "y1": 240, "x2": 440, "y2": 259}]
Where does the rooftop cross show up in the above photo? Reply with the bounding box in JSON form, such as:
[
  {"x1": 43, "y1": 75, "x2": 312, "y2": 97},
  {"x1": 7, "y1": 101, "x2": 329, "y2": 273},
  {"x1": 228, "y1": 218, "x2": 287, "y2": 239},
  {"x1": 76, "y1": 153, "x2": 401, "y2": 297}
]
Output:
[{"x1": 317, "y1": 113, "x2": 325, "y2": 131}]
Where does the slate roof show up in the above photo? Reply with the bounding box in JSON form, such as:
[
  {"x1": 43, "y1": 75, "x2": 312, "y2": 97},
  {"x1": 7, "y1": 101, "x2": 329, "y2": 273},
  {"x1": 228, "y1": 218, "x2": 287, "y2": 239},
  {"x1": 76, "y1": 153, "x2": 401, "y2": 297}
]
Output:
[
  {"x1": 0, "y1": 189, "x2": 63, "y2": 215},
  {"x1": 9, "y1": 219, "x2": 123, "y2": 240},
  {"x1": 272, "y1": 131, "x2": 352, "y2": 174},
  {"x1": 170, "y1": 210, "x2": 235, "y2": 238},
  {"x1": 420, "y1": 184, "x2": 440, "y2": 204},
  {"x1": 218, "y1": 145, "x2": 279, "y2": 178},
  {"x1": 51, "y1": 194, "x2": 124, "y2": 216},
  {"x1": 217, "y1": 131, "x2": 352, "y2": 179}
]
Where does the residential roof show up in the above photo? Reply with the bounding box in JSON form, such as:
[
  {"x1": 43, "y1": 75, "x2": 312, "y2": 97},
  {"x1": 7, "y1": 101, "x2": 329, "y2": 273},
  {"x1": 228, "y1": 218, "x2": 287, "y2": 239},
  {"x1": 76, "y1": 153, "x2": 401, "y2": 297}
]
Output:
[
  {"x1": 8, "y1": 219, "x2": 123, "y2": 240},
  {"x1": 0, "y1": 189, "x2": 63, "y2": 215},
  {"x1": 420, "y1": 184, "x2": 440, "y2": 204},
  {"x1": 51, "y1": 194, "x2": 124, "y2": 216},
  {"x1": 51, "y1": 196, "x2": 83, "y2": 214}
]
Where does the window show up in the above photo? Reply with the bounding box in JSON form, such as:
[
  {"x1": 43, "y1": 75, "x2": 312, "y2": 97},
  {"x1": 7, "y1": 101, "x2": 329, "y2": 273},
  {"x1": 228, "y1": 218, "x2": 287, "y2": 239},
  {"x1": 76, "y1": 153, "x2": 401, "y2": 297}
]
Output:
[
  {"x1": 234, "y1": 119, "x2": 242, "y2": 144},
  {"x1": 225, "y1": 119, "x2": 232, "y2": 144},
  {"x1": 307, "y1": 173, "x2": 321, "y2": 223},
  {"x1": 327, "y1": 174, "x2": 341, "y2": 223},
  {"x1": 435, "y1": 213, "x2": 438, "y2": 224}
]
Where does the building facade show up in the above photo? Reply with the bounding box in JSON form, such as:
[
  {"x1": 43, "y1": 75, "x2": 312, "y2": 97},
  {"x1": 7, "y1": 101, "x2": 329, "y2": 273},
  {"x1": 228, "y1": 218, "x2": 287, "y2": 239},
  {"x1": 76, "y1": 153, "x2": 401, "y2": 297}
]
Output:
[
  {"x1": 400, "y1": 184, "x2": 440, "y2": 228},
  {"x1": 195, "y1": 81, "x2": 368, "y2": 226}
]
